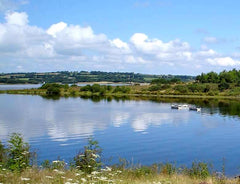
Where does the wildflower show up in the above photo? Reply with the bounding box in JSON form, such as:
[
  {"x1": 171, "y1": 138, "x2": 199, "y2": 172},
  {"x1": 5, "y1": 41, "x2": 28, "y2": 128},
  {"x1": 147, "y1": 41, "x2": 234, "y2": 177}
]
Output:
[
  {"x1": 22, "y1": 151, "x2": 29, "y2": 155},
  {"x1": 99, "y1": 176, "x2": 108, "y2": 181},
  {"x1": 46, "y1": 176, "x2": 53, "y2": 179},
  {"x1": 52, "y1": 160, "x2": 60, "y2": 163},
  {"x1": 21, "y1": 177, "x2": 30, "y2": 181},
  {"x1": 81, "y1": 178, "x2": 87, "y2": 182},
  {"x1": 91, "y1": 153, "x2": 99, "y2": 158},
  {"x1": 91, "y1": 171, "x2": 100, "y2": 175}
]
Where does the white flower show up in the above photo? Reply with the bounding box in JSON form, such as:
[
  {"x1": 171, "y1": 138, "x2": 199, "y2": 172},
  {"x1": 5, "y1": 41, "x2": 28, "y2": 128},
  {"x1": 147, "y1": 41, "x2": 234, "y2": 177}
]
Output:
[
  {"x1": 91, "y1": 171, "x2": 100, "y2": 175},
  {"x1": 81, "y1": 178, "x2": 87, "y2": 182},
  {"x1": 21, "y1": 177, "x2": 30, "y2": 181},
  {"x1": 52, "y1": 160, "x2": 61, "y2": 163},
  {"x1": 46, "y1": 176, "x2": 53, "y2": 179}
]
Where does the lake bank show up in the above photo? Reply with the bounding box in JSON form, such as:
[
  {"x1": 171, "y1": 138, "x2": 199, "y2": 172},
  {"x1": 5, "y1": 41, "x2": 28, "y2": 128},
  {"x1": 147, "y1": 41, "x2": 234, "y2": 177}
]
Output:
[
  {"x1": 0, "y1": 167, "x2": 237, "y2": 184},
  {"x1": 1, "y1": 87, "x2": 240, "y2": 100}
]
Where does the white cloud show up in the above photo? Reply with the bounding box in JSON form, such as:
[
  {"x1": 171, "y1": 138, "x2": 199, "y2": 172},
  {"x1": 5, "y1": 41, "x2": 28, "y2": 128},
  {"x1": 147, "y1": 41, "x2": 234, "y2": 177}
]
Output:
[
  {"x1": 0, "y1": 11, "x2": 240, "y2": 74},
  {"x1": 111, "y1": 38, "x2": 130, "y2": 51},
  {"x1": 5, "y1": 11, "x2": 28, "y2": 26},
  {"x1": 47, "y1": 22, "x2": 67, "y2": 38},
  {"x1": 207, "y1": 57, "x2": 240, "y2": 66},
  {"x1": 196, "y1": 49, "x2": 217, "y2": 57}
]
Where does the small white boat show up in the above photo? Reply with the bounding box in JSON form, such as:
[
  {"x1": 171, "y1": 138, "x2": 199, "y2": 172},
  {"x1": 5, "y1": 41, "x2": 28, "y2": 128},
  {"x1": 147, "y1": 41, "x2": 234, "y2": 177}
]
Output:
[
  {"x1": 189, "y1": 106, "x2": 201, "y2": 112},
  {"x1": 181, "y1": 104, "x2": 189, "y2": 108},
  {"x1": 171, "y1": 104, "x2": 183, "y2": 110}
]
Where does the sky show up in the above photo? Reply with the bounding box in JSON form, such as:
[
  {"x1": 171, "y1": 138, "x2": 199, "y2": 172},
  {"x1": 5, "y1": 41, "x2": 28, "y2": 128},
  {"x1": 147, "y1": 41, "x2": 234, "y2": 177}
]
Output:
[{"x1": 0, "y1": 0, "x2": 240, "y2": 75}]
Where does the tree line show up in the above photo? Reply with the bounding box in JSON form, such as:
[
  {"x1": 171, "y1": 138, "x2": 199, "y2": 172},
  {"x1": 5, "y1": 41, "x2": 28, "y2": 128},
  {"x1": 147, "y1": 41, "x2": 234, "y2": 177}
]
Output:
[{"x1": 196, "y1": 69, "x2": 240, "y2": 84}]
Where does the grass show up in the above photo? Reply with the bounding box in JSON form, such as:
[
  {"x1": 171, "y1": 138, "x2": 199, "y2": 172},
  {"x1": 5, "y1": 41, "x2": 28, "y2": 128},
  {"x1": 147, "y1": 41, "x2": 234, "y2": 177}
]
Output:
[
  {"x1": 1, "y1": 83, "x2": 240, "y2": 100},
  {"x1": 0, "y1": 166, "x2": 239, "y2": 184}
]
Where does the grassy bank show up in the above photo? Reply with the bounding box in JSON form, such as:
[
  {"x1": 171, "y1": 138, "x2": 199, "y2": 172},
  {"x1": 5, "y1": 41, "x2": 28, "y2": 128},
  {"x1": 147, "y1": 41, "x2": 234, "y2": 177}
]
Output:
[
  {"x1": 1, "y1": 134, "x2": 240, "y2": 184},
  {"x1": 1, "y1": 82, "x2": 240, "y2": 100},
  {"x1": 1, "y1": 167, "x2": 239, "y2": 184}
]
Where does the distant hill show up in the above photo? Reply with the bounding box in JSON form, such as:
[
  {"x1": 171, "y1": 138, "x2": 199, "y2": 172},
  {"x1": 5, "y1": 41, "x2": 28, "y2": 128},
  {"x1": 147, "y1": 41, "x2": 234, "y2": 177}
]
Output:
[{"x1": 0, "y1": 71, "x2": 195, "y2": 84}]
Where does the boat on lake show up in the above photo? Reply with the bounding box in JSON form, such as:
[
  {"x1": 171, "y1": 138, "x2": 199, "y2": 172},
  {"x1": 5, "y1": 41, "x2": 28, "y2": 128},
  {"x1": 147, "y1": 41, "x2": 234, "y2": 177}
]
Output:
[
  {"x1": 171, "y1": 104, "x2": 183, "y2": 110},
  {"x1": 189, "y1": 106, "x2": 201, "y2": 112}
]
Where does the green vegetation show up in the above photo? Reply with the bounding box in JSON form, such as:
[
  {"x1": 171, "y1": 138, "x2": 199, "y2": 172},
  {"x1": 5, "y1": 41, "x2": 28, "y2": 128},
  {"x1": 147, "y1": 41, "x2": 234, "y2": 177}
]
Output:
[
  {"x1": 0, "y1": 133, "x2": 32, "y2": 172},
  {"x1": 73, "y1": 138, "x2": 102, "y2": 174},
  {"x1": 1, "y1": 133, "x2": 239, "y2": 183},
  {"x1": 0, "y1": 71, "x2": 194, "y2": 84},
  {"x1": 1, "y1": 69, "x2": 240, "y2": 99},
  {"x1": 196, "y1": 69, "x2": 240, "y2": 84},
  {"x1": 0, "y1": 133, "x2": 240, "y2": 184}
]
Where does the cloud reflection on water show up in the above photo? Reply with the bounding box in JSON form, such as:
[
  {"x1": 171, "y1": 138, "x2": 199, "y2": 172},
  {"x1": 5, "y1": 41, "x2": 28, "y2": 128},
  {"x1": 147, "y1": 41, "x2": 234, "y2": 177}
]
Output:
[{"x1": 0, "y1": 95, "x2": 204, "y2": 142}]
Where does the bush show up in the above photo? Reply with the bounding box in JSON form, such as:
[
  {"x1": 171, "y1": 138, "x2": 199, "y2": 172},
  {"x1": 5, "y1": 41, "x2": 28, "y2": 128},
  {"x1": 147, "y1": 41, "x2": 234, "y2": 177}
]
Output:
[
  {"x1": 160, "y1": 162, "x2": 177, "y2": 175},
  {"x1": 148, "y1": 85, "x2": 162, "y2": 91},
  {"x1": 218, "y1": 80, "x2": 230, "y2": 91},
  {"x1": 91, "y1": 84, "x2": 101, "y2": 93},
  {"x1": 46, "y1": 86, "x2": 61, "y2": 95},
  {"x1": 0, "y1": 141, "x2": 5, "y2": 164},
  {"x1": 73, "y1": 138, "x2": 102, "y2": 173},
  {"x1": 174, "y1": 85, "x2": 189, "y2": 93},
  {"x1": 80, "y1": 85, "x2": 92, "y2": 92},
  {"x1": 6, "y1": 133, "x2": 31, "y2": 172},
  {"x1": 39, "y1": 83, "x2": 62, "y2": 89},
  {"x1": 113, "y1": 86, "x2": 130, "y2": 93},
  {"x1": 39, "y1": 83, "x2": 62, "y2": 95},
  {"x1": 185, "y1": 162, "x2": 210, "y2": 179}
]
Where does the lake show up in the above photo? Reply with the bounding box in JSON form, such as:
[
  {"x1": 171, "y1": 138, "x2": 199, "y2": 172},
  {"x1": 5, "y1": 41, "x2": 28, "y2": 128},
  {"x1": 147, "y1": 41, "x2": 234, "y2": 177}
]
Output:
[{"x1": 0, "y1": 94, "x2": 240, "y2": 176}]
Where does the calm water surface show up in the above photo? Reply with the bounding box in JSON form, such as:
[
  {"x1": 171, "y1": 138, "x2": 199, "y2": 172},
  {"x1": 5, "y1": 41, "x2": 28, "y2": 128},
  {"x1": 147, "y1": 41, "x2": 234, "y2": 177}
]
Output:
[
  {"x1": 0, "y1": 94, "x2": 240, "y2": 175},
  {"x1": 0, "y1": 84, "x2": 42, "y2": 90}
]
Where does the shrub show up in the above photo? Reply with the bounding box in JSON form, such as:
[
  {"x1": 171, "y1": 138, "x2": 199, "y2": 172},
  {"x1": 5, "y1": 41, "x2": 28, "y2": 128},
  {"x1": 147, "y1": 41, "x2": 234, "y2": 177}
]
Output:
[
  {"x1": 185, "y1": 161, "x2": 210, "y2": 179},
  {"x1": 113, "y1": 86, "x2": 130, "y2": 93},
  {"x1": 174, "y1": 85, "x2": 189, "y2": 93},
  {"x1": 0, "y1": 141, "x2": 5, "y2": 164},
  {"x1": 160, "y1": 162, "x2": 177, "y2": 175},
  {"x1": 39, "y1": 83, "x2": 62, "y2": 89},
  {"x1": 73, "y1": 138, "x2": 102, "y2": 173},
  {"x1": 218, "y1": 80, "x2": 230, "y2": 91},
  {"x1": 6, "y1": 133, "x2": 31, "y2": 172},
  {"x1": 39, "y1": 83, "x2": 62, "y2": 95},
  {"x1": 80, "y1": 85, "x2": 92, "y2": 92},
  {"x1": 91, "y1": 84, "x2": 101, "y2": 93},
  {"x1": 46, "y1": 86, "x2": 61, "y2": 95},
  {"x1": 148, "y1": 85, "x2": 162, "y2": 91}
]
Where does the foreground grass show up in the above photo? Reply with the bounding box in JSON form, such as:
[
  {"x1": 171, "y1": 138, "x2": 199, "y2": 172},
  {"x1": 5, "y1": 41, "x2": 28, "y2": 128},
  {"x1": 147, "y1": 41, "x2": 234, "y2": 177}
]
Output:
[{"x1": 0, "y1": 167, "x2": 239, "y2": 184}]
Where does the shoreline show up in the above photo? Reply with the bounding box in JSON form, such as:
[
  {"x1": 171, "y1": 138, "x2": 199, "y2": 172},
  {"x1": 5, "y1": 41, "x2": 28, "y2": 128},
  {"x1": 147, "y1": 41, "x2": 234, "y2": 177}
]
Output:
[{"x1": 1, "y1": 89, "x2": 240, "y2": 100}]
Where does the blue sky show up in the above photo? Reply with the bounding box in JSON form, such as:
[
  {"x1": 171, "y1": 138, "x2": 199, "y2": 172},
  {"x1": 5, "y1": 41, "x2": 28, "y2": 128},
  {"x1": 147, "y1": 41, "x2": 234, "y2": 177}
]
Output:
[{"x1": 0, "y1": 0, "x2": 240, "y2": 74}]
